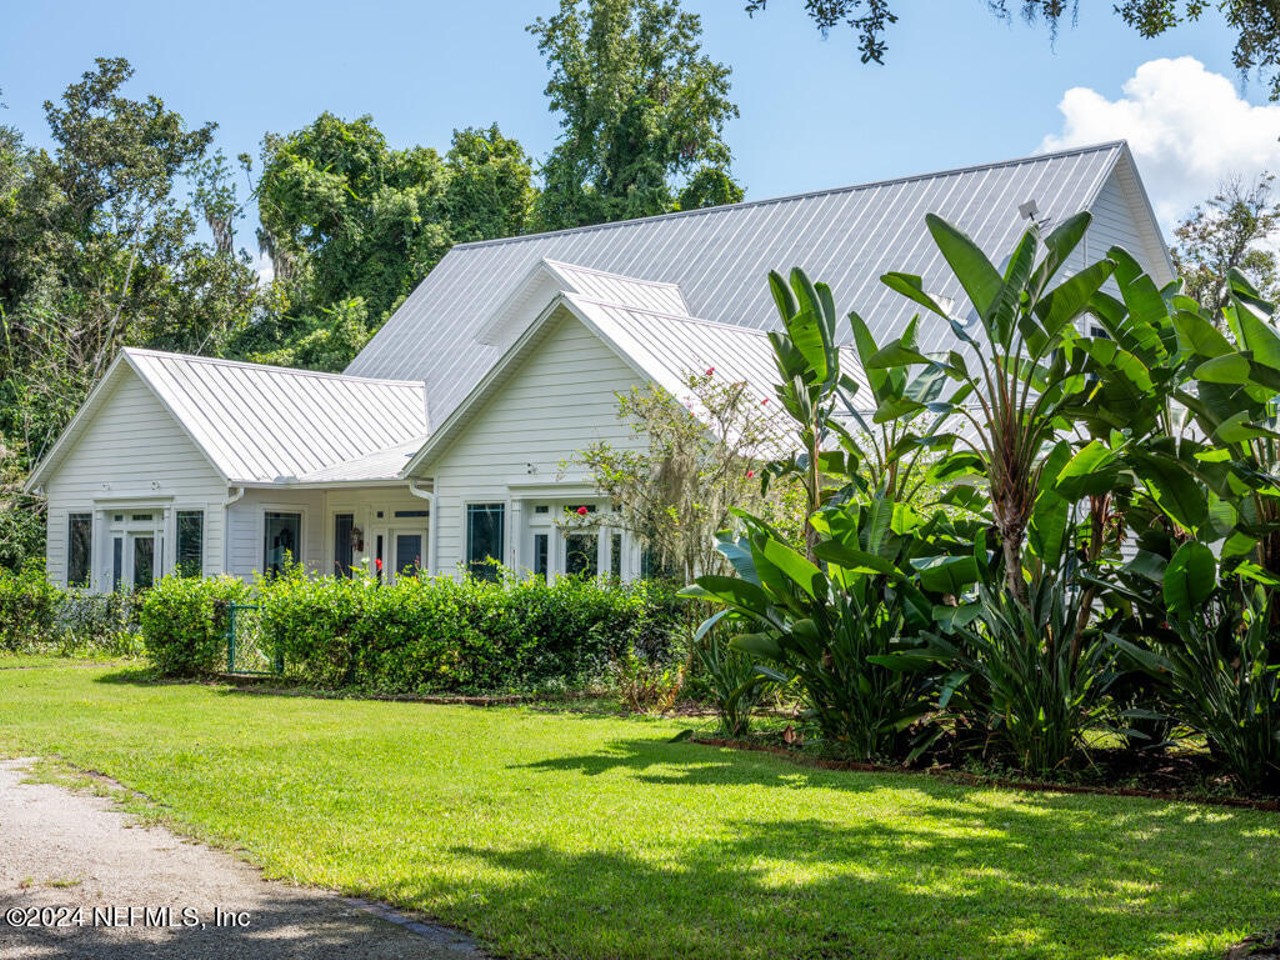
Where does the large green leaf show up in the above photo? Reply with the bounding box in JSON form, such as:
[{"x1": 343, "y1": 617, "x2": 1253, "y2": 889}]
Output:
[
  {"x1": 813, "y1": 541, "x2": 899, "y2": 577},
  {"x1": 1131, "y1": 452, "x2": 1208, "y2": 531},
  {"x1": 879, "y1": 272, "x2": 952, "y2": 318},
  {"x1": 731, "y1": 632, "x2": 783, "y2": 661},
  {"x1": 1029, "y1": 211, "x2": 1091, "y2": 296},
  {"x1": 909, "y1": 554, "x2": 981, "y2": 594},
  {"x1": 1163, "y1": 541, "x2": 1216, "y2": 616},
  {"x1": 1194, "y1": 353, "x2": 1251, "y2": 385},
  {"x1": 1052, "y1": 440, "x2": 1118, "y2": 499},
  {"x1": 1028, "y1": 489, "x2": 1070, "y2": 567},
  {"x1": 1031, "y1": 259, "x2": 1115, "y2": 349},
  {"x1": 925, "y1": 214, "x2": 1002, "y2": 325},
  {"x1": 688, "y1": 575, "x2": 769, "y2": 612},
  {"x1": 760, "y1": 538, "x2": 826, "y2": 599},
  {"x1": 1172, "y1": 308, "x2": 1232, "y2": 359}
]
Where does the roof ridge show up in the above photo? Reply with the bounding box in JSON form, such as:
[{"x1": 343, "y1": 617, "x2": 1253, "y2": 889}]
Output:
[
  {"x1": 123, "y1": 347, "x2": 427, "y2": 390},
  {"x1": 448, "y1": 141, "x2": 1128, "y2": 252},
  {"x1": 543, "y1": 259, "x2": 684, "y2": 289},
  {"x1": 568, "y1": 295, "x2": 765, "y2": 333}
]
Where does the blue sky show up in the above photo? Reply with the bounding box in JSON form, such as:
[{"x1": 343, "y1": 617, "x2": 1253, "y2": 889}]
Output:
[{"x1": 1, "y1": 1, "x2": 1273, "y2": 238}]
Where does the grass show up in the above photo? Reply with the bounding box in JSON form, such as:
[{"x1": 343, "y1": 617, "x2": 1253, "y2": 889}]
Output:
[
  {"x1": 1, "y1": 661, "x2": 1278, "y2": 960},
  {"x1": 0, "y1": 651, "x2": 133, "y2": 669}
]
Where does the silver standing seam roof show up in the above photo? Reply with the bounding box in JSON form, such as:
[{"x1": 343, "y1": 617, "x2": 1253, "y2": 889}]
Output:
[
  {"x1": 27, "y1": 349, "x2": 430, "y2": 489},
  {"x1": 348, "y1": 141, "x2": 1160, "y2": 430}
]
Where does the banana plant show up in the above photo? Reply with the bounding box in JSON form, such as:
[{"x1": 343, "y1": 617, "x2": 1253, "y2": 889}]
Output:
[
  {"x1": 762, "y1": 268, "x2": 859, "y2": 560},
  {"x1": 870, "y1": 212, "x2": 1117, "y2": 602}
]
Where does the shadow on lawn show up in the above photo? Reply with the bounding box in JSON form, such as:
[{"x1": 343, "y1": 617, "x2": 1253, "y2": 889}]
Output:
[{"x1": 492, "y1": 739, "x2": 1277, "y2": 960}]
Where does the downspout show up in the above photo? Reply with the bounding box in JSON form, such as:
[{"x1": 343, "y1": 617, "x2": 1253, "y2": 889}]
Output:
[
  {"x1": 408, "y1": 481, "x2": 436, "y2": 575},
  {"x1": 222, "y1": 486, "x2": 245, "y2": 577}
]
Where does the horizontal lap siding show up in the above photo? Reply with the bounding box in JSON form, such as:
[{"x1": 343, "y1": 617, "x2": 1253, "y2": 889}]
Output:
[
  {"x1": 1086, "y1": 171, "x2": 1168, "y2": 279},
  {"x1": 431, "y1": 313, "x2": 646, "y2": 573},
  {"x1": 42, "y1": 373, "x2": 227, "y2": 586},
  {"x1": 226, "y1": 488, "x2": 327, "y2": 580}
]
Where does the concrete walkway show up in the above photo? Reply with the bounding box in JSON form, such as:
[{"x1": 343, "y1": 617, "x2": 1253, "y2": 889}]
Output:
[{"x1": 0, "y1": 760, "x2": 483, "y2": 959}]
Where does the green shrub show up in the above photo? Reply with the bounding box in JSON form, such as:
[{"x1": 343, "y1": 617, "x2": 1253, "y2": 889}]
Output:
[
  {"x1": 251, "y1": 569, "x2": 688, "y2": 695},
  {"x1": 1119, "y1": 583, "x2": 1280, "y2": 792},
  {"x1": 955, "y1": 580, "x2": 1114, "y2": 775},
  {"x1": 257, "y1": 566, "x2": 367, "y2": 686},
  {"x1": 695, "y1": 629, "x2": 767, "y2": 737},
  {"x1": 57, "y1": 591, "x2": 142, "y2": 657},
  {"x1": 139, "y1": 575, "x2": 249, "y2": 676},
  {"x1": 0, "y1": 560, "x2": 62, "y2": 650}
]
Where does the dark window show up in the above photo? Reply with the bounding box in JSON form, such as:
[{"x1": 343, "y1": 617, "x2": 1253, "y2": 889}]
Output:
[
  {"x1": 611, "y1": 533, "x2": 623, "y2": 579},
  {"x1": 393, "y1": 509, "x2": 428, "y2": 519},
  {"x1": 67, "y1": 514, "x2": 92, "y2": 588},
  {"x1": 133, "y1": 536, "x2": 155, "y2": 589},
  {"x1": 534, "y1": 533, "x2": 548, "y2": 577},
  {"x1": 176, "y1": 511, "x2": 203, "y2": 577},
  {"x1": 375, "y1": 534, "x2": 384, "y2": 582},
  {"x1": 534, "y1": 505, "x2": 550, "y2": 515},
  {"x1": 112, "y1": 537, "x2": 123, "y2": 591},
  {"x1": 565, "y1": 532, "x2": 599, "y2": 578},
  {"x1": 334, "y1": 514, "x2": 354, "y2": 577},
  {"x1": 395, "y1": 534, "x2": 423, "y2": 576},
  {"x1": 466, "y1": 504, "x2": 505, "y2": 580},
  {"x1": 263, "y1": 512, "x2": 301, "y2": 576}
]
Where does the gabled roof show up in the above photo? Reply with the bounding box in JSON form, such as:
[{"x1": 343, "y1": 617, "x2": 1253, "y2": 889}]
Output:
[
  {"x1": 349, "y1": 141, "x2": 1154, "y2": 428},
  {"x1": 28, "y1": 349, "x2": 429, "y2": 489},
  {"x1": 475, "y1": 258, "x2": 690, "y2": 348},
  {"x1": 404, "y1": 284, "x2": 853, "y2": 475}
]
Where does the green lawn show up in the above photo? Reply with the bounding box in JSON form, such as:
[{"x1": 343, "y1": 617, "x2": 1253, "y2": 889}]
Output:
[{"x1": 0, "y1": 663, "x2": 1276, "y2": 960}]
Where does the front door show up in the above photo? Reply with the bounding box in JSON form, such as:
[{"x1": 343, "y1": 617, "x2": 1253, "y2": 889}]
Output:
[
  {"x1": 389, "y1": 529, "x2": 425, "y2": 582},
  {"x1": 107, "y1": 511, "x2": 164, "y2": 591}
]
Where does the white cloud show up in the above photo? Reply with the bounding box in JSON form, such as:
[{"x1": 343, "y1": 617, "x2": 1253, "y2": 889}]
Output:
[
  {"x1": 252, "y1": 249, "x2": 275, "y2": 286},
  {"x1": 1041, "y1": 57, "x2": 1280, "y2": 229}
]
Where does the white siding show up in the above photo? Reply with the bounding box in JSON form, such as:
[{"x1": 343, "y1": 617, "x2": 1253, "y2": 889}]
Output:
[
  {"x1": 429, "y1": 311, "x2": 646, "y2": 573},
  {"x1": 226, "y1": 488, "x2": 327, "y2": 580},
  {"x1": 225, "y1": 487, "x2": 434, "y2": 581},
  {"x1": 42, "y1": 371, "x2": 227, "y2": 588},
  {"x1": 1085, "y1": 168, "x2": 1172, "y2": 283}
]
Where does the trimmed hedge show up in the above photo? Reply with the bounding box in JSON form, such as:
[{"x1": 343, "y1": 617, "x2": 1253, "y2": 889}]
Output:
[
  {"x1": 0, "y1": 560, "x2": 62, "y2": 650},
  {"x1": 253, "y1": 568, "x2": 689, "y2": 693},
  {"x1": 139, "y1": 575, "x2": 249, "y2": 677}
]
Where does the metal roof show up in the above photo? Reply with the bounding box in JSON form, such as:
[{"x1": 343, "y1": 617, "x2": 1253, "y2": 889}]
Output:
[
  {"x1": 406, "y1": 291, "x2": 861, "y2": 474},
  {"x1": 124, "y1": 349, "x2": 429, "y2": 485},
  {"x1": 349, "y1": 141, "x2": 1143, "y2": 427}
]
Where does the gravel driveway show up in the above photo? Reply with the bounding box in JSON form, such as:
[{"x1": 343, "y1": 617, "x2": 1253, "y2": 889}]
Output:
[{"x1": 0, "y1": 759, "x2": 484, "y2": 959}]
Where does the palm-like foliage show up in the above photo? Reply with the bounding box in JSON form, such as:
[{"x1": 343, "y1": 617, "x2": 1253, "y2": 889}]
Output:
[{"x1": 871, "y1": 212, "x2": 1116, "y2": 599}]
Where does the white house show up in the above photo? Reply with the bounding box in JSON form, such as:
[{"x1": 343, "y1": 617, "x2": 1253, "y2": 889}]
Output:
[{"x1": 27, "y1": 141, "x2": 1174, "y2": 591}]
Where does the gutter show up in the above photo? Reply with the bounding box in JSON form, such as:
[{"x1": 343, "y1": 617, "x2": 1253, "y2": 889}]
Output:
[{"x1": 408, "y1": 481, "x2": 437, "y2": 575}]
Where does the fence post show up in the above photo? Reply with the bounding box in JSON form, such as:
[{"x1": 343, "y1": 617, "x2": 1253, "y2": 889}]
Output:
[{"x1": 226, "y1": 604, "x2": 236, "y2": 673}]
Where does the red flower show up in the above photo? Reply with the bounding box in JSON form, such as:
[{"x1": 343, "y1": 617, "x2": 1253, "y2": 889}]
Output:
[
  {"x1": 375, "y1": 557, "x2": 383, "y2": 572},
  {"x1": 576, "y1": 505, "x2": 589, "y2": 516},
  {"x1": 761, "y1": 397, "x2": 770, "y2": 405},
  {"x1": 705, "y1": 366, "x2": 716, "y2": 376},
  {"x1": 746, "y1": 469, "x2": 755, "y2": 479}
]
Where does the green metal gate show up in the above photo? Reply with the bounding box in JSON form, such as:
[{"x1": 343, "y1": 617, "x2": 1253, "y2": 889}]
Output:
[{"x1": 225, "y1": 603, "x2": 283, "y2": 675}]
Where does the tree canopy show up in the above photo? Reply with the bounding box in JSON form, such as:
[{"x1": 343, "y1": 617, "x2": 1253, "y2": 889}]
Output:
[
  {"x1": 1172, "y1": 172, "x2": 1280, "y2": 314},
  {"x1": 529, "y1": 0, "x2": 743, "y2": 231},
  {"x1": 746, "y1": 0, "x2": 1280, "y2": 99},
  {"x1": 234, "y1": 116, "x2": 535, "y2": 369}
]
